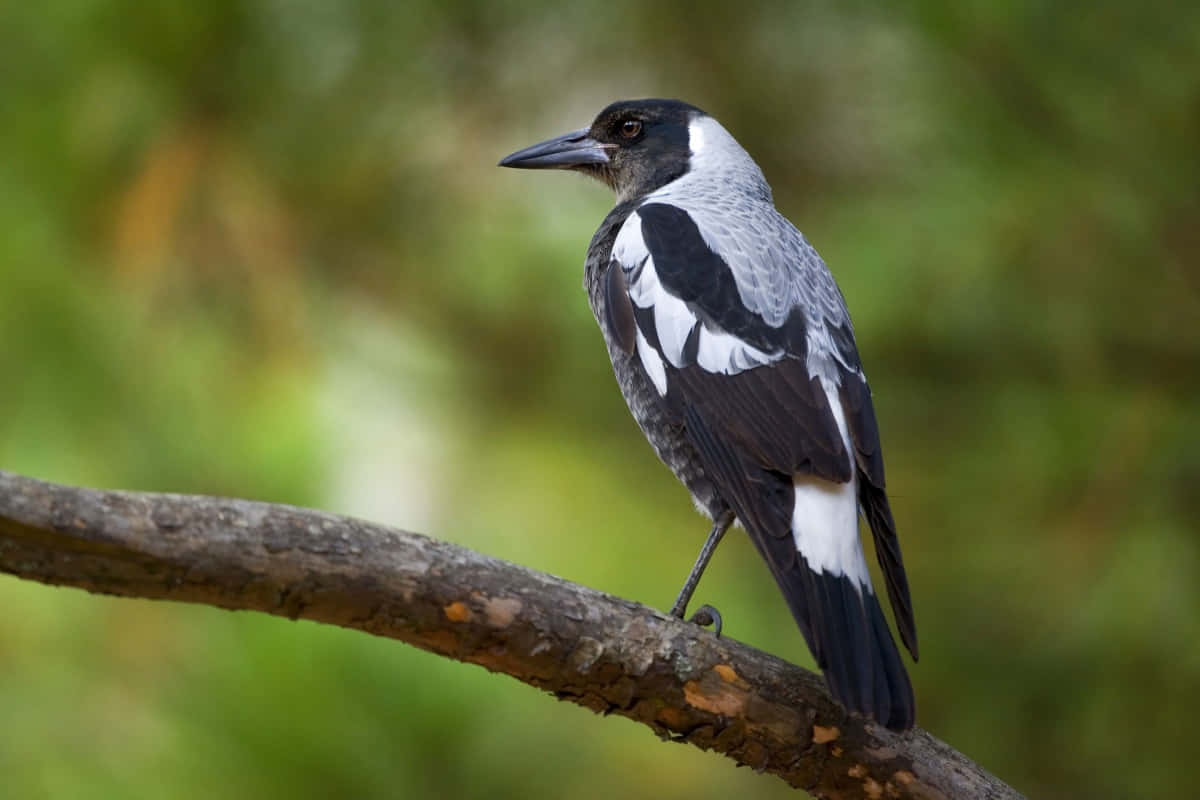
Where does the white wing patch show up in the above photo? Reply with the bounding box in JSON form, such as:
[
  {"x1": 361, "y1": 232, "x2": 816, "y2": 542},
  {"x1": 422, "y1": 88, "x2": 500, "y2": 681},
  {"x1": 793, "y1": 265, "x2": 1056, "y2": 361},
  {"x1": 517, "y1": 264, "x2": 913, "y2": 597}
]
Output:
[
  {"x1": 635, "y1": 327, "x2": 668, "y2": 396},
  {"x1": 791, "y1": 376, "x2": 872, "y2": 590},
  {"x1": 696, "y1": 326, "x2": 781, "y2": 374},
  {"x1": 613, "y1": 209, "x2": 784, "y2": 378},
  {"x1": 652, "y1": 297, "x2": 695, "y2": 368},
  {"x1": 805, "y1": 321, "x2": 864, "y2": 384},
  {"x1": 612, "y1": 211, "x2": 649, "y2": 270}
]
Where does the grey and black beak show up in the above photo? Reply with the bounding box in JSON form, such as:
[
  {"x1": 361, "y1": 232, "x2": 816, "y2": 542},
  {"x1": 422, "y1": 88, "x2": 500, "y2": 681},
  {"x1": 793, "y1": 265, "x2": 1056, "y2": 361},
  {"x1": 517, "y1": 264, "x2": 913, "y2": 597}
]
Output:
[{"x1": 498, "y1": 128, "x2": 610, "y2": 169}]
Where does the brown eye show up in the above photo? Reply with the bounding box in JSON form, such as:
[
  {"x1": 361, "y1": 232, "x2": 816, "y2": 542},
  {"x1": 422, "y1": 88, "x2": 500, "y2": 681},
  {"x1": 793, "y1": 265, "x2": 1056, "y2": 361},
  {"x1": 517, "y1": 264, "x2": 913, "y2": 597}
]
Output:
[{"x1": 619, "y1": 119, "x2": 642, "y2": 139}]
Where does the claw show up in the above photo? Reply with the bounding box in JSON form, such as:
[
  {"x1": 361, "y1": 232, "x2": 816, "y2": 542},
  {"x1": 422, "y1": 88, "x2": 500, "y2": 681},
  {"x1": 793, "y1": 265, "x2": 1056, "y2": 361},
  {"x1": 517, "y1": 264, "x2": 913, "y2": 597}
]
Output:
[{"x1": 688, "y1": 604, "x2": 723, "y2": 637}]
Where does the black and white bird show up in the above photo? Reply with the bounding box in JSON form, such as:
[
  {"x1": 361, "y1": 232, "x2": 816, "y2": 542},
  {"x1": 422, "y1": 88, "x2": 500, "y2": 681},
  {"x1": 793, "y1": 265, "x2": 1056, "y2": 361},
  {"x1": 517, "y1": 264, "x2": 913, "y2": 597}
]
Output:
[{"x1": 499, "y1": 99, "x2": 918, "y2": 730}]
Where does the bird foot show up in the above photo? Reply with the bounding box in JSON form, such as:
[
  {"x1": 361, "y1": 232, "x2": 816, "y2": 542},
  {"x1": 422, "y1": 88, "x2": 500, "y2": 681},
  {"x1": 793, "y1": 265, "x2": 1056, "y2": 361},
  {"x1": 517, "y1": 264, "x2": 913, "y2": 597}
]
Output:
[{"x1": 686, "y1": 604, "x2": 723, "y2": 637}]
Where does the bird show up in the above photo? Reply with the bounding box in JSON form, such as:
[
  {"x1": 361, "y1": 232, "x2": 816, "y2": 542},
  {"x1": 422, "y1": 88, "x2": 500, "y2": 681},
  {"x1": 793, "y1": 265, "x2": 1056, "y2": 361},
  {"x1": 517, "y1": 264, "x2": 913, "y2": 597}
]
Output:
[{"x1": 499, "y1": 99, "x2": 918, "y2": 731}]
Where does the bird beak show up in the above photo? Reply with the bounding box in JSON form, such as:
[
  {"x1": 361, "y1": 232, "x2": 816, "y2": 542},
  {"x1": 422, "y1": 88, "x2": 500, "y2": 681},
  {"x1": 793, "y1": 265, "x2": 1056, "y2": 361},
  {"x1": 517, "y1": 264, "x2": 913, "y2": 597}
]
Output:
[{"x1": 498, "y1": 128, "x2": 611, "y2": 169}]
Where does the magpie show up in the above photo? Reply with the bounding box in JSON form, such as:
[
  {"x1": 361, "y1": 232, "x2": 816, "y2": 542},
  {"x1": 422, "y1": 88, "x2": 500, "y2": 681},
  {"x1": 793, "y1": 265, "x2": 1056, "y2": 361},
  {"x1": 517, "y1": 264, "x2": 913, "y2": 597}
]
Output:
[{"x1": 499, "y1": 99, "x2": 918, "y2": 730}]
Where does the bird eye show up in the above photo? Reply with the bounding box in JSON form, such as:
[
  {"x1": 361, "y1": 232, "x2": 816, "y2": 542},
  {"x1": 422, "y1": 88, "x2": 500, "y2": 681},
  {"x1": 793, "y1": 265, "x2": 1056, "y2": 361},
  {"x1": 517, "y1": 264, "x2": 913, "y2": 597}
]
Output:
[{"x1": 619, "y1": 119, "x2": 643, "y2": 139}]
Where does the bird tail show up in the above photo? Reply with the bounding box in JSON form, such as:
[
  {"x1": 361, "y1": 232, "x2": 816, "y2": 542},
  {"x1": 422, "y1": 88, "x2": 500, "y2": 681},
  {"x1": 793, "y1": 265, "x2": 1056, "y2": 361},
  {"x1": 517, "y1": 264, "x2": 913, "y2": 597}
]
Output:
[
  {"x1": 745, "y1": 476, "x2": 915, "y2": 731},
  {"x1": 679, "y1": 404, "x2": 914, "y2": 729},
  {"x1": 778, "y1": 554, "x2": 915, "y2": 731}
]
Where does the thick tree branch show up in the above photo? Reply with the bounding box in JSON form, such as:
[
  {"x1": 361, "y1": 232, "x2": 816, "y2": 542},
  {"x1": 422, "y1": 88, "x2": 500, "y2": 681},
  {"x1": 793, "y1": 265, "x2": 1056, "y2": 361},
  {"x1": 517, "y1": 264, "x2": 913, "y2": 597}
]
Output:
[{"x1": 0, "y1": 470, "x2": 1020, "y2": 799}]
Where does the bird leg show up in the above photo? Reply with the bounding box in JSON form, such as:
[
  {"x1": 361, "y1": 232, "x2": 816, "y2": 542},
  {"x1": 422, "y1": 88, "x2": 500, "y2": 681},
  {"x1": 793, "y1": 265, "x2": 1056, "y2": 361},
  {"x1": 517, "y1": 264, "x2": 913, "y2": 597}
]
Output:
[{"x1": 669, "y1": 509, "x2": 735, "y2": 632}]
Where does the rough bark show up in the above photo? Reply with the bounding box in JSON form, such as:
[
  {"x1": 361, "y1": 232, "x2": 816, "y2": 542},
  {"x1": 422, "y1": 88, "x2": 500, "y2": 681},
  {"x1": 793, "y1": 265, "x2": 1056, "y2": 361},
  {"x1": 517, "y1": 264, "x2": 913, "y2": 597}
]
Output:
[{"x1": 0, "y1": 469, "x2": 1021, "y2": 799}]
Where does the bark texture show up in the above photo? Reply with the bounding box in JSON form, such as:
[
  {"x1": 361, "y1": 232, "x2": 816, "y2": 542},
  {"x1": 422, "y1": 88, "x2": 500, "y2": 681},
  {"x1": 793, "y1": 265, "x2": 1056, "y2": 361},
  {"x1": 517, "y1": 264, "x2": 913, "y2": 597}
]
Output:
[{"x1": 0, "y1": 470, "x2": 1022, "y2": 799}]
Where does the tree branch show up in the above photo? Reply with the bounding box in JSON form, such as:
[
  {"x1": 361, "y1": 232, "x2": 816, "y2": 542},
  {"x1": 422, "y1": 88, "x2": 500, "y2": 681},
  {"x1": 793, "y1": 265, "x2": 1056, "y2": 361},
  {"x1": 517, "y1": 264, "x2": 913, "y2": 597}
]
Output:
[{"x1": 0, "y1": 470, "x2": 1020, "y2": 799}]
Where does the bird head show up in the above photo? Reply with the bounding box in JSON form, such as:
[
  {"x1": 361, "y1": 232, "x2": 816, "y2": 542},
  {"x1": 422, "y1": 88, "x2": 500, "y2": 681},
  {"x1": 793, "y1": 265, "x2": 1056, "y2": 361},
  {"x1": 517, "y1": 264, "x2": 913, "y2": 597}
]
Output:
[{"x1": 499, "y1": 98, "x2": 705, "y2": 203}]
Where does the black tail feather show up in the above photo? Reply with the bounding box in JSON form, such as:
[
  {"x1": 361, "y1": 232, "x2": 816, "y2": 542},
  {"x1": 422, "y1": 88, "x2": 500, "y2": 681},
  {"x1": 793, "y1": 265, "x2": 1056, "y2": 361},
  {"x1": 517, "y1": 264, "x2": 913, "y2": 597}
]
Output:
[
  {"x1": 747, "y1": 526, "x2": 915, "y2": 731},
  {"x1": 860, "y1": 477, "x2": 918, "y2": 661},
  {"x1": 782, "y1": 554, "x2": 915, "y2": 731},
  {"x1": 807, "y1": 569, "x2": 914, "y2": 731},
  {"x1": 868, "y1": 590, "x2": 914, "y2": 729}
]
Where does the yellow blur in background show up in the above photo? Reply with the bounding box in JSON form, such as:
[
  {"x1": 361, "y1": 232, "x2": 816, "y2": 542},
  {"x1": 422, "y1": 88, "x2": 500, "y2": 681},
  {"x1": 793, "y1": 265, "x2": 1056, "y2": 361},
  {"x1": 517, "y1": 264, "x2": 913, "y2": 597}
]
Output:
[{"x1": 1, "y1": 2, "x2": 1198, "y2": 798}]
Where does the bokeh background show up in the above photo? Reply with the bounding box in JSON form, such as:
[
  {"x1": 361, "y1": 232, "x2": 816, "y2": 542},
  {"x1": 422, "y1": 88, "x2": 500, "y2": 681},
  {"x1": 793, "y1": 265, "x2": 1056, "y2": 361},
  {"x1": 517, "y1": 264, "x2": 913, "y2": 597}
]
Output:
[{"x1": 2, "y1": 2, "x2": 1198, "y2": 798}]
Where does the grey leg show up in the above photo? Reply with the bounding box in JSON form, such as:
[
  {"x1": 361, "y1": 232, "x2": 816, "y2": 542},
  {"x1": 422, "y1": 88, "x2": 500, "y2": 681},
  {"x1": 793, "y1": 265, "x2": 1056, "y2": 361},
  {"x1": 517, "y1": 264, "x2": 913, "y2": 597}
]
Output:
[{"x1": 668, "y1": 509, "x2": 735, "y2": 622}]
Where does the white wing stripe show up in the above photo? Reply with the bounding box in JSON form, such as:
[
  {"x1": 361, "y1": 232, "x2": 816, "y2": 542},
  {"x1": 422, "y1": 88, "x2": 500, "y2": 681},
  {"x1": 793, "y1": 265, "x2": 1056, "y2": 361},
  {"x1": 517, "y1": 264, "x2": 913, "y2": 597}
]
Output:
[
  {"x1": 635, "y1": 328, "x2": 668, "y2": 396},
  {"x1": 614, "y1": 206, "x2": 785, "y2": 378},
  {"x1": 791, "y1": 376, "x2": 872, "y2": 590},
  {"x1": 612, "y1": 211, "x2": 649, "y2": 271},
  {"x1": 652, "y1": 292, "x2": 697, "y2": 368},
  {"x1": 696, "y1": 326, "x2": 782, "y2": 374}
]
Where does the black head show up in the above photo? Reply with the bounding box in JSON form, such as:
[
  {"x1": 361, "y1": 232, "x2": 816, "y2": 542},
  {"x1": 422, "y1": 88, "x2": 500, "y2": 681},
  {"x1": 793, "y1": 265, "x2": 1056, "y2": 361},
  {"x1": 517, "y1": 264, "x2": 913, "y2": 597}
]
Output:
[{"x1": 499, "y1": 98, "x2": 705, "y2": 202}]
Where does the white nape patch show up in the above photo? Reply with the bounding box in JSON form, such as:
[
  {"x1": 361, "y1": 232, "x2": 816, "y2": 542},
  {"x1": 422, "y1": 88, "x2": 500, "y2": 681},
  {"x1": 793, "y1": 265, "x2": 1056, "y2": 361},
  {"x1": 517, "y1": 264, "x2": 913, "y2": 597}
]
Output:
[
  {"x1": 688, "y1": 117, "x2": 709, "y2": 158},
  {"x1": 791, "y1": 377, "x2": 872, "y2": 590},
  {"x1": 635, "y1": 327, "x2": 668, "y2": 396},
  {"x1": 696, "y1": 326, "x2": 782, "y2": 374},
  {"x1": 683, "y1": 116, "x2": 767, "y2": 193}
]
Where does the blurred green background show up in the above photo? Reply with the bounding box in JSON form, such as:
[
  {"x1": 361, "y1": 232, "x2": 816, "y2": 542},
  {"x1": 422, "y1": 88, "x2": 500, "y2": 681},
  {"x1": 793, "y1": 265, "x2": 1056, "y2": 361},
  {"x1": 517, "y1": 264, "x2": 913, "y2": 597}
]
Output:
[{"x1": 2, "y1": 2, "x2": 1198, "y2": 798}]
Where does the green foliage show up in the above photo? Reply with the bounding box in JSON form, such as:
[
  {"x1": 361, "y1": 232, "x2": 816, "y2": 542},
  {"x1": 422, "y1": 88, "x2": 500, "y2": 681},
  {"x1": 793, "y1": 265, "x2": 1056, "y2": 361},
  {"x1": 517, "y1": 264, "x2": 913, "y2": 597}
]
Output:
[{"x1": 1, "y1": 2, "x2": 1198, "y2": 797}]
